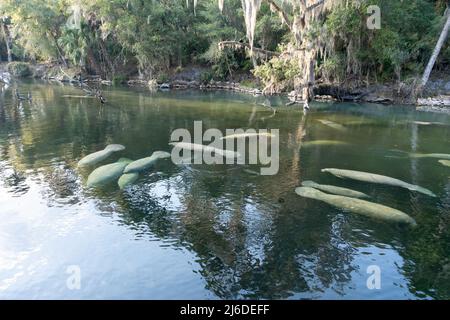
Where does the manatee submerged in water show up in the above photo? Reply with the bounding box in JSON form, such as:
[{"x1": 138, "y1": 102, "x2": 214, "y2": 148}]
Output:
[
  {"x1": 118, "y1": 173, "x2": 140, "y2": 190},
  {"x1": 317, "y1": 119, "x2": 347, "y2": 131},
  {"x1": 439, "y1": 159, "x2": 450, "y2": 167},
  {"x1": 410, "y1": 153, "x2": 450, "y2": 160},
  {"x1": 322, "y1": 168, "x2": 436, "y2": 197},
  {"x1": 86, "y1": 158, "x2": 132, "y2": 187},
  {"x1": 220, "y1": 132, "x2": 276, "y2": 140},
  {"x1": 124, "y1": 151, "x2": 171, "y2": 174},
  {"x1": 386, "y1": 149, "x2": 450, "y2": 161},
  {"x1": 295, "y1": 187, "x2": 417, "y2": 226},
  {"x1": 301, "y1": 180, "x2": 370, "y2": 198},
  {"x1": 409, "y1": 121, "x2": 447, "y2": 126},
  {"x1": 301, "y1": 140, "x2": 350, "y2": 148},
  {"x1": 78, "y1": 144, "x2": 125, "y2": 167},
  {"x1": 169, "y1": 142, "x2": 240, "y2": 160}
]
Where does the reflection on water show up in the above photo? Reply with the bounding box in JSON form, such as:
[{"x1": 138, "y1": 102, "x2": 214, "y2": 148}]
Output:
[{"x1": 0, "y1": 82, "x2": 449, "y2": 299}]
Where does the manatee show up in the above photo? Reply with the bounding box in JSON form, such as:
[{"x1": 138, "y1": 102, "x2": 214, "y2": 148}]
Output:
[
  {"x1": 124, "y1": 151, "x2": 171, "y2": 173},
  {"x1": 118, "y1": 173, "x2": 139, "y2": 189},
  {"x1": 322, "y1": 168, "x2": 436, "y2": 197},
  {"x1": 78, "y1": 144, "x2": 125, "y2": 167},
  {"x1": 410, "y1": 121, "x2": 446, "y2": 126},
  {"x1": 410, "y1": 153, "x2": 450, "y2": 160},
  {"x1": 344, "y1": 120, "x2": 380, "y2": 126},
  {"x1": 220, "y1": 132, "x2": 276, "y2": 140},
  {"x1": 301, "y1": 180, "x2": 370, "y2": 198},
  {"x1": 169, "y1": 142, "x2": 240, "y2": 159},
  {"x1": 302, "y1": 140, "x2": 350, "y2": 148},
  {"x1": 317, "y1": 119, "x2": 347, "y2": 131},
  {"x1": 86, "y1": 158, "x2": 132, "y2": 187},
  {"x1": 439, "y1": 160, "x2": 450, "y2": 167},
  {"x1": 295, "y1": 187, "x2": 416, "y2": 226}
]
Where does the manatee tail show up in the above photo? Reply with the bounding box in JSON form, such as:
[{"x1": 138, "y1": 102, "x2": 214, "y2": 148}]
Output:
[
  {"x1": 105, "y1": 144, "x2": 126, "y2": 152},
  {"x1": 407, "y1": 185, "x2": 436, "y2": 197}
]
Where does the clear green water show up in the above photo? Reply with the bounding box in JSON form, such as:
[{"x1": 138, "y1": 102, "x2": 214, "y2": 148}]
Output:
[{"x1": 0, "y1": 82, "x2": 449, "y2": 299}]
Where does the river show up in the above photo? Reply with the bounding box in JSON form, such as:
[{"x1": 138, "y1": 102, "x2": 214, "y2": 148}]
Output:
[{"x1": 0, "y1": 82, "x2": 449, "y2": 299}]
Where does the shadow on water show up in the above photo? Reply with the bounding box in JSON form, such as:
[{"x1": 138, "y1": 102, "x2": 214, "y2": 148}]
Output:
[{"x1": 0, "y1": 81, "x2": 449, "y2": 299}]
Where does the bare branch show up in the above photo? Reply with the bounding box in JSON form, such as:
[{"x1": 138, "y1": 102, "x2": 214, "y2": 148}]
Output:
[
  {"x1": 218, "y1": 41, "x2": 280, "y2": 57},
  {"x1": 265, "y1": 0, "x2": 292, "y2": 31},
  {"x1": 306, "y1": 0, "x2": 325, "y2": 12}
]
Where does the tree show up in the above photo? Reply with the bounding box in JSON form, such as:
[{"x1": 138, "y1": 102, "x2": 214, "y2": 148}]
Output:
[
  {"x1": 421, "y1": 7, "x2": 450, "y2": 87},
  {"x1": 213, "y1": 0, "x2": 344, "y2": 107},
  {"x1": 0, "y1": 16, "x2": 13, "y2": 62}
]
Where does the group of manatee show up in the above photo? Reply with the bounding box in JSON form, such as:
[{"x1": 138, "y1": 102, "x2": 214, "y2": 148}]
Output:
[
  {"x1": 295, "y1": 168, "x2": 438, "y2": 227},
  {"x1": 77, "y1": 121, "x2": 448, "y2": 227},
  {"x1": 296, "y1": 119, "x2": 450, "y2": 227},
  {"x1": 78, "y1": 144, "x2": 170, "y2": 189},
  {"x1": 76, "y1": 133, "x2": 258, "y2": 189}
]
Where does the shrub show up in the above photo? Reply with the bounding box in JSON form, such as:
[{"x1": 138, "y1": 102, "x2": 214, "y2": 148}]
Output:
[
  {"x1": 253, "y1": 56, "x2": 300, "y2": 93},
  {"x1": 112, "y1": 74, "x2": 127, "y2": 85},
  {"x1": 7, "y1": 62, "x2": 31, "y2": 77},
  {"x1": 156, "y1": 73, "x2": 169, "y2": 84},
  {"x1": 199, "y1": 71, "x2": 213, "y2": 84}
]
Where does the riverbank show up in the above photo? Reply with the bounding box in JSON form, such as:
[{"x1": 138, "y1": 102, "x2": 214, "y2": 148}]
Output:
[{"x1": 2, "y1": 62, "x2": 450, "y2": 110}]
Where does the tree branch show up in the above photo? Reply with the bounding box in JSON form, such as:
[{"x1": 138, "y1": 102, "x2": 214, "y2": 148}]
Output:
[
  {"x1": 218, "y1": 41, "x2": 280, "y2": 57},
  {"x1": 265, "y1": 0, "x2": 292, "y2": 31},
  {"x1": 306, "y1": 0, "x2": 326, "y2": 12}
]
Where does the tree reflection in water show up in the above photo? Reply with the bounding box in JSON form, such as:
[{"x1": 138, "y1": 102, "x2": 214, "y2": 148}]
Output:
[{"x1": 0, "y1": 84, "x2": 449, "y2": 299}]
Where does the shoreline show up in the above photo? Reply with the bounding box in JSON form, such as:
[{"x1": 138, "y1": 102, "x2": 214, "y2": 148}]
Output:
[{"x1": 1, "y1": 62, "x2": 450, "y2": 111}]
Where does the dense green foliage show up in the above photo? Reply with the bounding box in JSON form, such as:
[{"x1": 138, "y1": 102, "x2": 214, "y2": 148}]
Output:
[
  {"x1": 0, "y1": 0, "x2": 449, "y2": 88},
  {"x1": 254, "y1": 0, "x2": 450, "y2": 91},
  {"x1": 7, "y1": 61, "x2": 31, "y2": 77}
]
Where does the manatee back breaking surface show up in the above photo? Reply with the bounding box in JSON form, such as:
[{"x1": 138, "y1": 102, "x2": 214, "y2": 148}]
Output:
[
  {"x1": 321, "y1": 168, "x2": 436, "y2": 197},
  {"x1": 123, "y1": 151, "x2": 171, "y2": 173},
  {"x1": 104, "y1": 144, "x2": 126, "y2": 152},
  {"x1": 301, "y1": 180, "x2": 369, "y2": 198},
  {"x1": 152, "y1": 151, "x2": 171, "y2": 159},
  {"x1": 170, "y1": 142, "x2": 240, "y2": 160},
  {"x1": 78, "y1": 149, "x2": 110, "y2": 167},
  {"x1": 295, "y1": 187, "x2": 326, "y2": 200},
  {"x1": 78, "y1": 144, "x2": 125, "y2": 167},
  {"x1": 295, "y1": 187, "x2": 416, "y2": 226},
  {"x1": 87, "y1": 159, "x2": 132, "y2": 187},
  {"x1": 118, "y1": 173, "x2": 139, "y2": 189}
]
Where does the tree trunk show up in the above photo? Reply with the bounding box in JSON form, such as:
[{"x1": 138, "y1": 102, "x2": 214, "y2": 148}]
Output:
[
  {"x1": 50, "y1": 32, "x2": 68, "y2": 68},
  {"x1": 421, "y1": 9, "x2": 450, "y2": 87},
  {"x1": 1, "y1": 21, "x2": 13, "y2": 62},
  {"x1": 98, "y1": 38, "x2": 114, "y2": 78}
]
